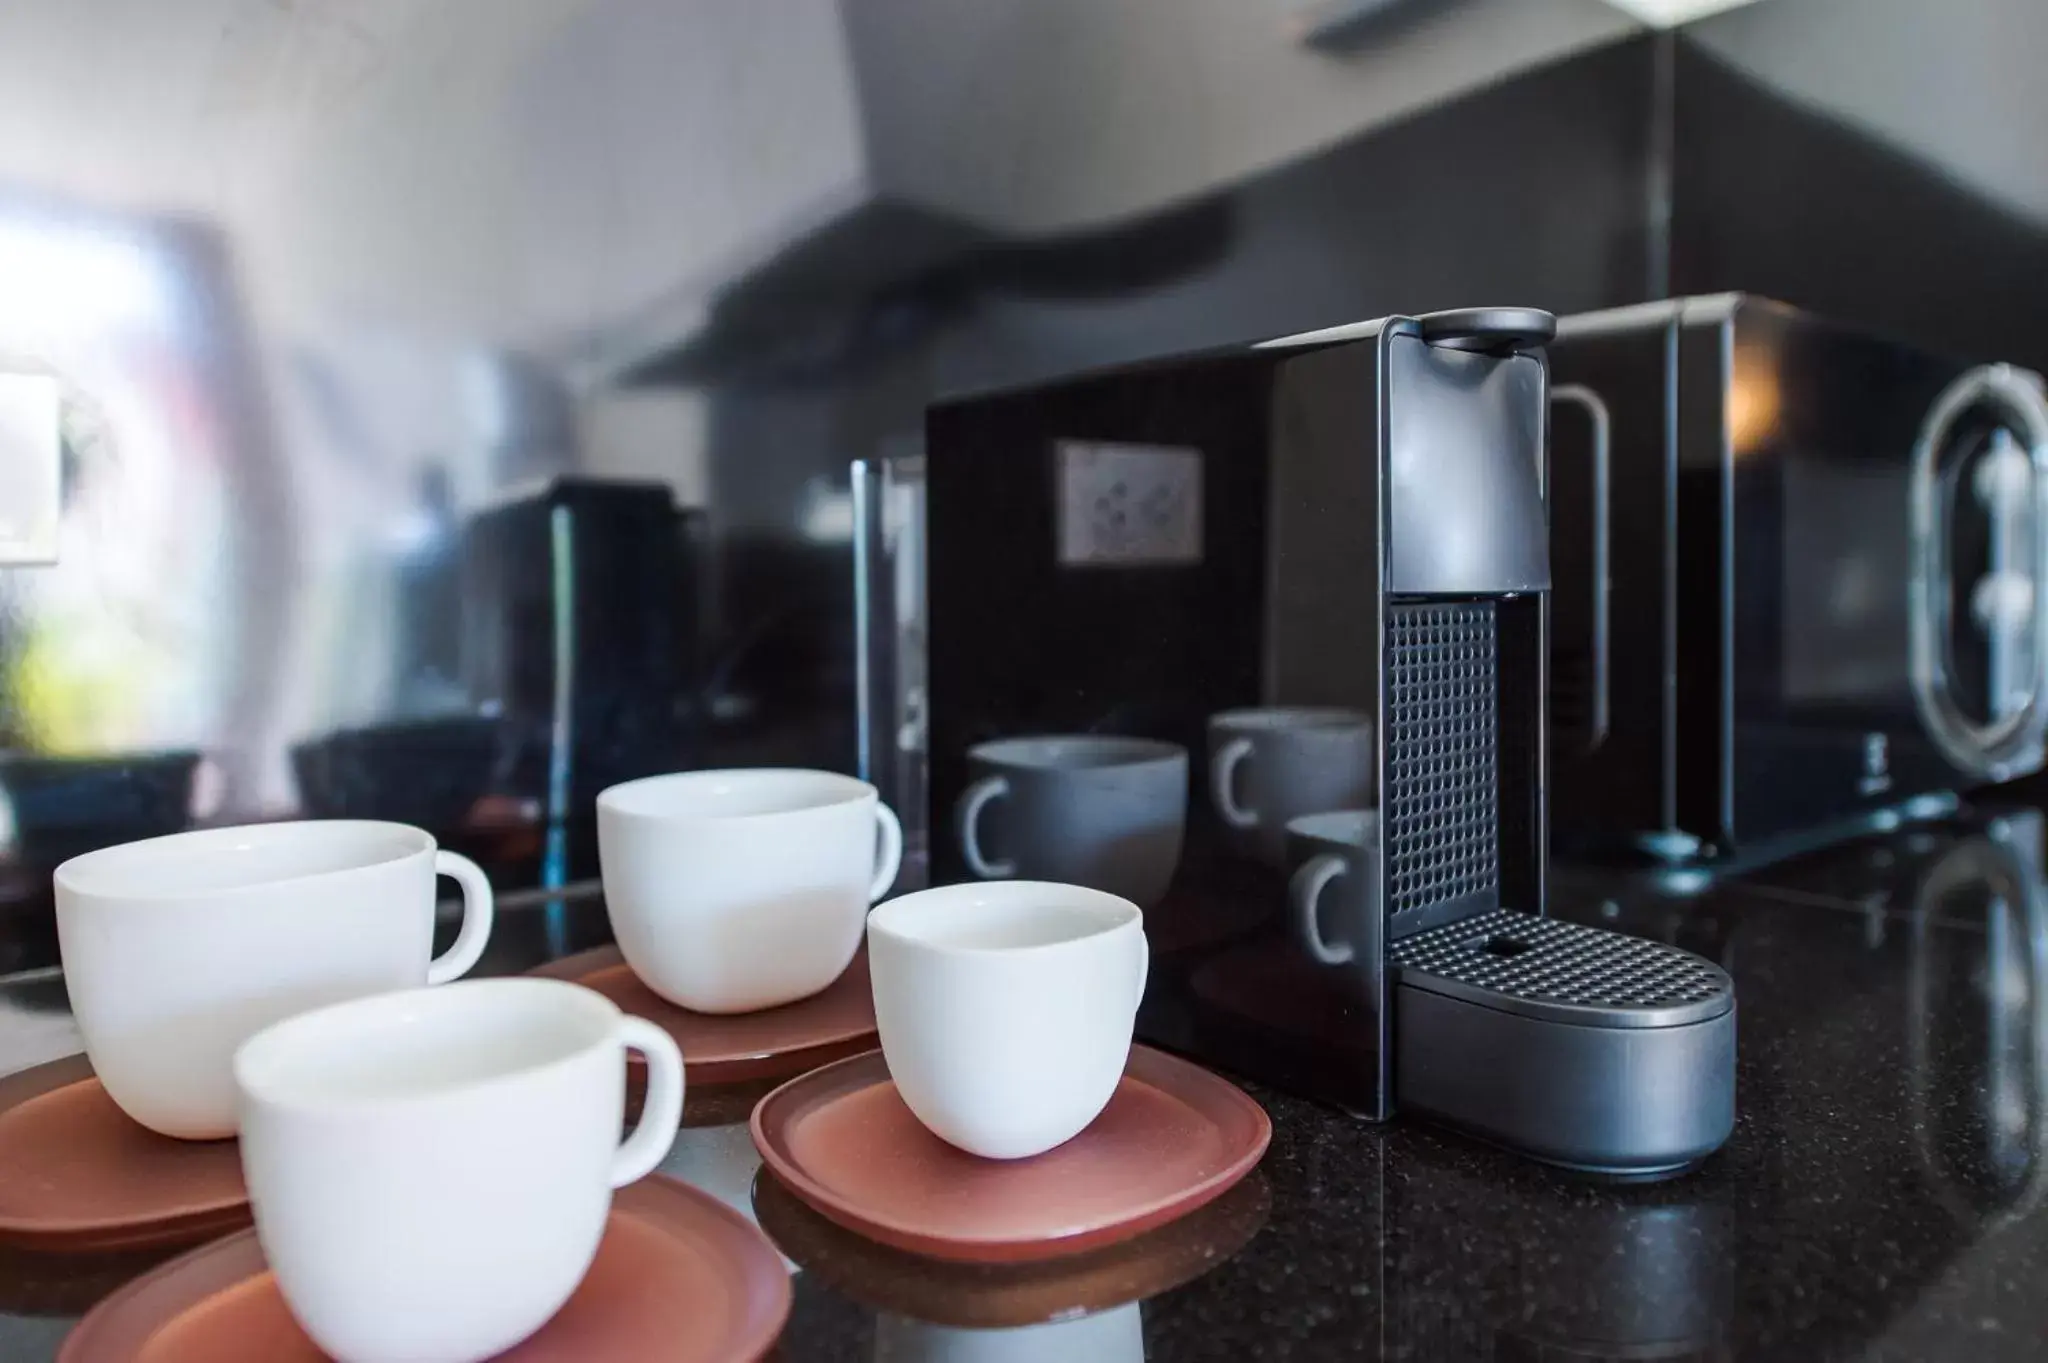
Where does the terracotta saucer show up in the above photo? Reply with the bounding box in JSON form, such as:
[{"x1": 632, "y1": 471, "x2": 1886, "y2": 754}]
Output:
[
  {"x1": 0, "y1": 1055, "x2": 250, "y2": 1254},
  {"x1": 530, "y1": 946, "x2": 878, "y2": 1085},
  {"x1": 751, "y1": 1046, "x2": 1270, "y2": 1263},
  {"x1": 753, "y1": 1165, "x2": 1270, "y2": 1327},
  {"x1": 58, "y1": 1175, "x2": 791, "y2": 1363}
]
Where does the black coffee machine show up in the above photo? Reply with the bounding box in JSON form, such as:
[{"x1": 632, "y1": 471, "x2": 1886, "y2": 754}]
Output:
[
  {"x1": 920, "y1": 310, "x2": 1735, "y2": 1175},
  {"x1": 1547, "y1": 295, "x2": 2048, "y2": 868},
  {"x1": 460, "y1": 477, "x2": 705, "y2": 877}
]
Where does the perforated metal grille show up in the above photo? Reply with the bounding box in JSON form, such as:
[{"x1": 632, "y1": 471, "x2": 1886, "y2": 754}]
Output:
[
  {"x1": 1385, "y1": 601, "x2": 1500, "y2": 922},
  {"x1": 1391, "y1": 908, "x2": 1732, "y2": 1017}
]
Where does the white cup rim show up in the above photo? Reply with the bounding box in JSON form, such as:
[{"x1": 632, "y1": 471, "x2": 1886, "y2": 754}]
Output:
[
  {"x1": 234, "y1": 977, "x2": 619, "y2": 1119},
  {"x1": 1209, "y1": 706, "x2": 1370, "y2": 731},
  {"x1": 597, "y1": 768, "x2": 877, "y2": 824},
  {"x1": 1285, "y1": 809, "x2": 1377, "y2": 843},
  {"x1": 966, "y1": 736, "x2": 1185, "y2": 770},
  {"x1": 53, "y1": 819, "x2": 434, "y2": 902},
  {"x1": 869, "y1": 881, "x2": 1142, "y2": 960}
]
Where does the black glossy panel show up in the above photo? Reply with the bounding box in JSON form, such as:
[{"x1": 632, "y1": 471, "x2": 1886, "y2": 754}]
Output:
[
  {"x1": 1670, "y1": 34, "x2": 2048, "y2": 376},
  {"x1": 1551, "y1": 297, "x2": 2042, "y2": 862}
]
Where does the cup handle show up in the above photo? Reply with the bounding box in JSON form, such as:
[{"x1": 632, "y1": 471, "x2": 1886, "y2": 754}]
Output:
[
  {"x1": 1290, "y1": 853, "x2": 1355, "y2": 966},
  {"x1": 425, "y1": 850, "x2": 496, "y2": 985},
  {"x1": 869, "y1": 801, "x2": 905, "y2": 902},
  {"x1": 1212, "y1": 736, "x2": 1258, "y2": 829},
  {"x1": 956, "y1": 775, "x2": 1015, "y2": 878},
  {"x1": 610, "y1": 1016, "x2": 685, "y2": 1187}
]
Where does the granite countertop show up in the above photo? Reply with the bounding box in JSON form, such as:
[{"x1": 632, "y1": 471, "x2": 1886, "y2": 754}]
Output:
[{"x1": 4, "y1": 807, "x2": 2048, "y2": 1360}]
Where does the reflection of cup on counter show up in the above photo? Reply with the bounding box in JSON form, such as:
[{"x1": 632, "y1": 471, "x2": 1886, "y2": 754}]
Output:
[
  {"x1": 1285, "y1": 811, "x2": 1380, "y2": 968},
  {"x1": 1208, "y1": 708, "x2": 1372, "y2": 865},
  {"x1": 56, "y1": 820, "x2": 497, "y2": 1139},
  {"x1": 955, "y1": 737, "x2": 1186, "y2": 907},
  {"x1": 875, "y1": 1302, "x2": 1143, "y2": 1363}
]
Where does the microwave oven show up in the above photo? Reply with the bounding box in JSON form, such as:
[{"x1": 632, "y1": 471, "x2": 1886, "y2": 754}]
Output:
[{"x1": 1547, "y1": 295, "x2": 2048, "y2": 866}]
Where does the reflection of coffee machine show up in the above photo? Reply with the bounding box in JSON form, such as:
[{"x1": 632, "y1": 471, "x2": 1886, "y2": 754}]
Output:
[
  {"x1": 1548, "y1": 296, "x2": 2048, "y2": 867},
  {"x1": 1386, "y1": 1138, "x2": 1735, "y2": 1359},
  {"x1": 920, "y1": 310, "x2": 1736, "y2": 1174}
]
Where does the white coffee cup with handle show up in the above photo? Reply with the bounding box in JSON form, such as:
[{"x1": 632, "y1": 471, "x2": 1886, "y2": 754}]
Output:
[
  {"x1": 598, "y1": 768, "x2": 903, "y2": 1014},
  {"x1": 234, "y1": 977, "x2": 685, "y2": 1363},
  {"x1": 874, "y1": 1302, "x2": 1145, "y2": 1363},
  {"x1": 868, "y1": 881, "x2": 1148, "y2": 1160},
  {"x1": 55, "y1": 820, "x2": 496, "y2": 1139}
]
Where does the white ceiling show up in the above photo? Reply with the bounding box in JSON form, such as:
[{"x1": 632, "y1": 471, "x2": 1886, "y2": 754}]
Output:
[
  {"x1": 4, "y1": 0, "x2": 2036, "y2": 359},
  {"x1": 0, "y1": 0, "x2": 1642, "y2": 345},
  {"x1": 1686, "y1": 0, "x2": 2048, "y2": 229},
  {"x1": 847, "y1": 0, "x2": 1641, "y2": 236}
]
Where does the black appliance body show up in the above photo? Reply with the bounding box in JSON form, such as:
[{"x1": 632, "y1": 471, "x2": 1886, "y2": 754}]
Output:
[
  {"x1": 460, "y1": 477, "x2": 703, "y2": 875},
  {"x1": 1548, "y1": 295, "x2": 2048, "y2": 867},
  {"x1": 924, "y1": 310, "x2": 1734, "y2": 1174},
  {"x1": 289, "y1": 716, "x2": 502, "y2": 830}
]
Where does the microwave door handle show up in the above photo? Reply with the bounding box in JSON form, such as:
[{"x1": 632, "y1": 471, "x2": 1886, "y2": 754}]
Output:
[
  {"x1": 1976, "y1": 428, "x2": 2035, "y2": 724},
  {"x1": 1551, "y1": 384, "x2": 1613, "y2": 749}
]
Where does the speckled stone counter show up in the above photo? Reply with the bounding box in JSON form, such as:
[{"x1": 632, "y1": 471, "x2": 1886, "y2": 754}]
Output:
[{"x1": 5, "y1": 805, "x2": 2048, "y2": 1360}]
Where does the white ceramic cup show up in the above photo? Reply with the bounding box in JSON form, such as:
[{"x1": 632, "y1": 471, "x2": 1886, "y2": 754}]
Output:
[
  {"x1": 598, "y1": 768, "x2": 903, "y2": 1014},
  {"x1": 235, "y1": 977, "x2": 685, "y2": 1363},
  {"x1": 868, "y1": 881, "x2": 1148, "y2": 1160},
  {"x1": 54, "y1": 820, "x2": 496, "y2": 1139}
]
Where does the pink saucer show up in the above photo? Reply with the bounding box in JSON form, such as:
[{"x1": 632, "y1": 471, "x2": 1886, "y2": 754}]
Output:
[
  {"x1": 0, "y1": 1055, "x2": 249, "y2": 1253},
  {"x1": 59, "y1": 1175, "x2": 790, "y2": 1363},
  {"x1": 752, "y1": 1045, "x2": 1270, "y2": 1263},
  {"x1": 531, "y1": 946, "x2": 878, "y2": 1085}
]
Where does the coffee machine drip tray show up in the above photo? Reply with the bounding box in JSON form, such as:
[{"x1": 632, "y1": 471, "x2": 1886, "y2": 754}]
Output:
[{"x1": 1391, "y1": 909, "x2": 1736, "y2": 1178}]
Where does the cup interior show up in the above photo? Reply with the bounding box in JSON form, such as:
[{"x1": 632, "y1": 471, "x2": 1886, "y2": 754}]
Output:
[
  {"x1": 1287, "y1": 809, "x2": 1375, "y2": 845},
  {"x1": 235, "y1": 979, "x2": 613, "y2": 1111},
  {"x1": 54, "y1": 820, "x2": 428, "y2": 899},
  {"x1": 598, "y1": 768, "x2": 874, "y2": 820},
  {"x1": 1212, "y1": 707, "x2": 1370, "y2": 732},
  {"x1": 870, "y1": 881, "x2": 1139, "y2": 953},
  {"x1": 970, "y1": 736, "x2": 1182, "y2": 771}
]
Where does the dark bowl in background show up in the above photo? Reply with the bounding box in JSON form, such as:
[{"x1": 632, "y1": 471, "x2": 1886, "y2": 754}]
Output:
[
  {"x1": 290, "y1": 716, "x2": 502, "y2": 833},
  {"x1": 0, "y1": 751, "x2": 203, "y2": 872}
]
